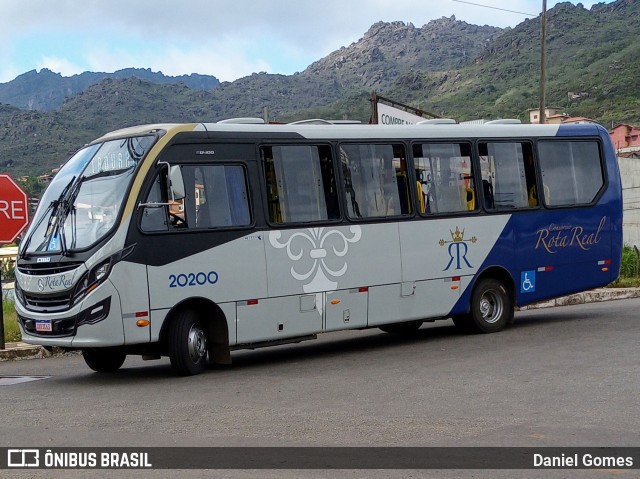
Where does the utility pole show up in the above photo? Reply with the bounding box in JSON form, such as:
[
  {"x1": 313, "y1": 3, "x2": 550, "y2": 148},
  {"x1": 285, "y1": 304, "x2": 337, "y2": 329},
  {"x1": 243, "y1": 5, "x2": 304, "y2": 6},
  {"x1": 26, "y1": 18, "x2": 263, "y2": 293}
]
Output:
[{"x1": 539, "y1": 0, "x2": 547, "y2": 124}]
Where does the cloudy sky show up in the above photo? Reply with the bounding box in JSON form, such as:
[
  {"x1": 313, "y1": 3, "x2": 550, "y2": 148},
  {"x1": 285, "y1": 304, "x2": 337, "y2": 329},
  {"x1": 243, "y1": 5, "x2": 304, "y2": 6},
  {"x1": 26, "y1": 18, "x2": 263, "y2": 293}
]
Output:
[{"x1": 0, "y1": 0, "x2": 613, "y2": 84}]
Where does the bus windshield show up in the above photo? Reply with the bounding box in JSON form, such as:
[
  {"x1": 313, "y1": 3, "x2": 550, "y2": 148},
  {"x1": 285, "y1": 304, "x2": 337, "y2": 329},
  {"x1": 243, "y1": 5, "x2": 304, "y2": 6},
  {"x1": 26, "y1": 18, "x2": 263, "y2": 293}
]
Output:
[{"x1": 21, "y1": 135, "x2": 157, "y2": 255}]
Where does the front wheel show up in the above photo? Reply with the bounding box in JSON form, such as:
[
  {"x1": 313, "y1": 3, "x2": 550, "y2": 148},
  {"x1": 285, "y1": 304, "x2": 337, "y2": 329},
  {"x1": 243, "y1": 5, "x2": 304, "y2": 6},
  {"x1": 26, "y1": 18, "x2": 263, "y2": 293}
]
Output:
[
  {"x1": 454, "y1": 278, "x2": 513, "y2": 334},
  {"x1": 168, "y1": 310, "x2": 208, "y2": 376},
  {"x1": 82, "y1": 348, "x2": 126, "y2": 373}
]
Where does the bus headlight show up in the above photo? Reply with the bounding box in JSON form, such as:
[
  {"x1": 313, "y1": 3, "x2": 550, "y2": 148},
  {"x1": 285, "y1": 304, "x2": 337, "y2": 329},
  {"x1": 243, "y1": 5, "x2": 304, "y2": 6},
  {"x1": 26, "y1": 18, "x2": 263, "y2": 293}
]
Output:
[
  {"x1": 72, "y1": 259, "x2": 112, "y2": 306},
  {"x1": 94, "y1": 262, "x2": 110, "y2": 282},
  {"x1": 71, "y1": 244, "x2": 135, "y2": 306}
]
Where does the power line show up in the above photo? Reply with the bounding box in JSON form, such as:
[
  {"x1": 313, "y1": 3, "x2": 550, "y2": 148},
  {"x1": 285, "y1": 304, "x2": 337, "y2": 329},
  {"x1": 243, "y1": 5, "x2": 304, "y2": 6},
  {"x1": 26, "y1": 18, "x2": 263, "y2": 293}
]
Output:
[{"x1": 450, "y1": 0, "x2": 537, "y2": 17}]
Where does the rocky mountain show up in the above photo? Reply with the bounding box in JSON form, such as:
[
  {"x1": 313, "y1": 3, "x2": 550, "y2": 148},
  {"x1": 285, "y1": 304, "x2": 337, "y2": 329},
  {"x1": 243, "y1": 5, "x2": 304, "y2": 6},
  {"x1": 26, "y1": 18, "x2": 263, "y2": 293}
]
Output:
[
  {"x1": 382, "y1": 0, "x2": 640, "y2": 122},
  {"x1": 0, "y1": 68, "x2": 220, "y2": 111},
  {"x1": 1, "y1": 0, "x2": 639, "y2": 179},
  {"x1": 304, "y1": 17, "x2": 502, "y2": 89}
]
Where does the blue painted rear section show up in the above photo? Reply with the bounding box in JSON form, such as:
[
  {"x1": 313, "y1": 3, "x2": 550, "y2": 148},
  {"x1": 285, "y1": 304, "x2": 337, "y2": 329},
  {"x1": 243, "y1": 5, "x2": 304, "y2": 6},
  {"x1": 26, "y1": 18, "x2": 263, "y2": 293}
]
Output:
[{"x1": 451, "y1": 124, "x2": 623, "y2": 315}]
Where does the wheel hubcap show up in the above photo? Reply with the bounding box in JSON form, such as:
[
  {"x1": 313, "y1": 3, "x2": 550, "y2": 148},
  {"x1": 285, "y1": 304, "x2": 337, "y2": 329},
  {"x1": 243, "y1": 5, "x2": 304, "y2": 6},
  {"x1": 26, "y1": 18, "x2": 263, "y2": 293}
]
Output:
[
  {"x1": 479, "y1": 289, "x2": 503, "y2": 324},
  {"x1": 187, "y1": 324, "x2": 207, "y2": 363}
]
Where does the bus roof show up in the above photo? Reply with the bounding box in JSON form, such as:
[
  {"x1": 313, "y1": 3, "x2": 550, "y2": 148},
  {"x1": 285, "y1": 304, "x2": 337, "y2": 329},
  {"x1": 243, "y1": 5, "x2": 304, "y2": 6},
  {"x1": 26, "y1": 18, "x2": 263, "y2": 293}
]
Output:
[{"x1": 93, "y1": 121, "x2": 606, "y2": 143}]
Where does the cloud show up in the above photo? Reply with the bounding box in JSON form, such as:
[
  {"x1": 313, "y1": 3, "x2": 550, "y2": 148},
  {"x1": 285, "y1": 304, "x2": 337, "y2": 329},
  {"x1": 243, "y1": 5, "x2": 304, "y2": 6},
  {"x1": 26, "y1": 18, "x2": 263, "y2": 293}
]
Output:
[
  {"x1": 82, "y1": 42, "x2": 273, "y2": 81},
  {"x1": 36, "y1": 56, "x2": 85, "y2": 77}
]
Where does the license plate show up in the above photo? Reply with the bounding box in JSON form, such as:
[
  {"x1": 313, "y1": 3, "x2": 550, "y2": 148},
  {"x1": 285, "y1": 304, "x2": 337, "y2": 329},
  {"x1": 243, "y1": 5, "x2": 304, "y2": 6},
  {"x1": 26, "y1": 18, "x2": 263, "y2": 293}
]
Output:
[{"x1": 35, "y1": 320, "x2": 52, "y2": 332}]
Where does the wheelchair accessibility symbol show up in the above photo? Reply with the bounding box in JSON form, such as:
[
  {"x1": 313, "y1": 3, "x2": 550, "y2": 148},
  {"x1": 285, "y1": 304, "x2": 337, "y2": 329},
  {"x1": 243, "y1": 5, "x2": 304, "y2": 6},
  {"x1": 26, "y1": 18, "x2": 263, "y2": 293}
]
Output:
[{"x1": 520, "y1": 270, "x2": 536, "y2": 293}]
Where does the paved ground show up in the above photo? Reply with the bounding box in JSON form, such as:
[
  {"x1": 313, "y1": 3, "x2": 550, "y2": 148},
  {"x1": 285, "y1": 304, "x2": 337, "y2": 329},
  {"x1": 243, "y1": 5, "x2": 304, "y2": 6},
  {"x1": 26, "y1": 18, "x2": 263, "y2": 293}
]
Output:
[{"x1": 1, "y1": 298, "x2": 639, "y2": 478}]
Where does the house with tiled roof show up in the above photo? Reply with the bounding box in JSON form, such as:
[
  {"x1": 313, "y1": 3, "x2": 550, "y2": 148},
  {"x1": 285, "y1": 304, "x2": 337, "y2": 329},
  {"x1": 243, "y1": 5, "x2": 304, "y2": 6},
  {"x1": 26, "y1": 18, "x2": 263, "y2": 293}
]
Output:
[{"x1": 610, "y1": 123, "x2": 640, "y2": 151}]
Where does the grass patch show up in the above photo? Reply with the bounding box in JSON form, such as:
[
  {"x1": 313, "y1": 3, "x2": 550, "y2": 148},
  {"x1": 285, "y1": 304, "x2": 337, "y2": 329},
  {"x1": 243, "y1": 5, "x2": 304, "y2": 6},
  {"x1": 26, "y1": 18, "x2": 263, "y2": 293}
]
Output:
[
  {"x1": 608, "y1": 277, "x2": 640, "y2": 288},
  {"x1": 2, "y1": 299, "x2": 21, "y2": 343}
]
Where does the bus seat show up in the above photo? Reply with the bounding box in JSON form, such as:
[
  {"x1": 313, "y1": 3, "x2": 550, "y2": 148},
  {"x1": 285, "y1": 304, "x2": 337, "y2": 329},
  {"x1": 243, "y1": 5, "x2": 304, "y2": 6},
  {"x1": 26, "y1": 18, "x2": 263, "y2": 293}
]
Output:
[
  {"x1": 416, "y1": 181, "x2": 426, "y2": 213},
  {"x1": 465, "y1": 187, "x2": 475, "y2": 210}
]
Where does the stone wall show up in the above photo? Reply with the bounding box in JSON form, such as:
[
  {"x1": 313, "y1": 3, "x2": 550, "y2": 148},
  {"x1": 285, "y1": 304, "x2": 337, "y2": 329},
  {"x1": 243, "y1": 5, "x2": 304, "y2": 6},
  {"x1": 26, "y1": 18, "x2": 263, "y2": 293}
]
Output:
[{"x1": 619, "y1": 156, "x2": 640, "y2": 247}]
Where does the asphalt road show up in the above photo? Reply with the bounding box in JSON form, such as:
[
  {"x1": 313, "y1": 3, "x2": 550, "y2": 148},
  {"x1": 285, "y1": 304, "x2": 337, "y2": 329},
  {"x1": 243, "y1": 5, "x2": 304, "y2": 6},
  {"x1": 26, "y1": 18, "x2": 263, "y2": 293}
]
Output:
[{"x1": 1, "y1": 298, "x2": 639, "y2": 478}]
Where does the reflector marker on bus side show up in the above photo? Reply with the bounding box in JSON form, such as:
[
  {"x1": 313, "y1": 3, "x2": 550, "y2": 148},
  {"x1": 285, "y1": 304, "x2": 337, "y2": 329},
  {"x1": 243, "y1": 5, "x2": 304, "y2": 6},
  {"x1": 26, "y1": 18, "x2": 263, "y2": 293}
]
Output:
[
  {"x1": 443, "y1": 276, "x2": 461, "y2": 290},
  {"x1": 598, "y1": 259, "x2": 611, "y2": 272},
  {"x1": 600, "y1": 259, "x2": 611, "y2": 272},
  {"x1": 537, "y1": 266, "x2": 553, "y2": 272}
]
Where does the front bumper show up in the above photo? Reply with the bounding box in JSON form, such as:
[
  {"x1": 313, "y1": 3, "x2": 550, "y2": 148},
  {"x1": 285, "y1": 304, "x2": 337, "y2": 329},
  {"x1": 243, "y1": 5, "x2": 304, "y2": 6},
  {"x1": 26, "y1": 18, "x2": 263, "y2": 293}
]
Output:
[{"x1": 17, "y1": 280, "x2": 125, "y2": 348}]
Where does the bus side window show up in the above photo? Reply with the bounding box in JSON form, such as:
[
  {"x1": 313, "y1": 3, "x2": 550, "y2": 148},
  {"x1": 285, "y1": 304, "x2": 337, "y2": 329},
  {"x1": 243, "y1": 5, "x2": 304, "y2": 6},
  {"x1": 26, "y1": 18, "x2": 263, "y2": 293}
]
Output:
[
  {"x1": 412, "y1": 142, "x2": 475, "y2": 215},
  {"x1": 340, "y1": 143, "x2": 410, "y2": 219},
  {"x1": 261, "y1": 145, "x2": 340, "y2": 224},
  {"x1": 537, "y1": 140, "x2": 603, "y2": 206},
  {"x1": 479, "y1": 142, "x2": 536, "y2": 210},
  {"x1": 194, "y1": 165, "x2": 251, "y2": 228},
  {"x1": 141, "y1": 164, "x2": 251, "y2": 232}
]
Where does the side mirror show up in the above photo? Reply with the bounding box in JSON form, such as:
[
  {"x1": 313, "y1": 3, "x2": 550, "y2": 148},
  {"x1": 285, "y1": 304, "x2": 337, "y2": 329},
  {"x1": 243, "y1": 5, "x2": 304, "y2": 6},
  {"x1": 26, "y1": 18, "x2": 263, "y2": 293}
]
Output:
[{"x1": 137, "y1": 161, "x2": 183, "y2": 210}]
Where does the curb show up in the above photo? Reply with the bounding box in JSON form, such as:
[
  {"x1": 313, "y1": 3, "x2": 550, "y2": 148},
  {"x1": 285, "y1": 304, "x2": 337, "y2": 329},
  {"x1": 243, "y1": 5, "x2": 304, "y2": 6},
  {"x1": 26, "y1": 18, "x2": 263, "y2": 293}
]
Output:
[
  {"x1": 517, "y1": 287, "x2": 640, "y2": 310},
  {"x1": 0, "y1": 343, "x2": 75, "y2": 362},
  {"x1": 2, "y1": 288, "x2": 640, "y2": 361}
]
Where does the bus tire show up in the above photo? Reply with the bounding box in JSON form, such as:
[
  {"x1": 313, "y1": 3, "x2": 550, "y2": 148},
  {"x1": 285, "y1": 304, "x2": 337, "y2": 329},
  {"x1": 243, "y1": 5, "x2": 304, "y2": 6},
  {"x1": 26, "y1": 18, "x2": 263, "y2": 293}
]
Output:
[
  {"x1": 455, "y1": 278, "x2": 513, "y2": 333},
  {"x1": 168, "y1": 310, "x2": 208, "y2": 376},
  {"x1": 82, "y1": 348, "x2": 126, "y2": 373},
  {"x1": 379, "y1": 320, "x2": 423, "y2": 334}
]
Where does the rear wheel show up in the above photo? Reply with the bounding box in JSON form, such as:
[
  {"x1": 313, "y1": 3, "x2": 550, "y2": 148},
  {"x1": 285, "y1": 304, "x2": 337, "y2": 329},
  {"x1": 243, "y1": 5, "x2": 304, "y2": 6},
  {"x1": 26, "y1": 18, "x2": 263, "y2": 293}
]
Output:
[
  {"x1": 453, "y1": 278, "x2": 513, "y2": 334},
  {"x1": 379, "y1": 320, "x2": 423, "y2": 334},
  {"x1": 168, "y1": 310, "x2": 208, "y2": 376},
  {"x1": 82, "y1": 348, "x2": 126, "y2": 373}
]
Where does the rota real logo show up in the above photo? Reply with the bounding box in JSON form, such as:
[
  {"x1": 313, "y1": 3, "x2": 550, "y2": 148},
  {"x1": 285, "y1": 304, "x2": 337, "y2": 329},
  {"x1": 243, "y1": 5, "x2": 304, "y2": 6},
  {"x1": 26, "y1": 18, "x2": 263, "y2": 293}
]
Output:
[
  {"x1": 440, "y1": 226, "x2": 477, "y2": 271},
  {"x1": 535, "y1": 216, "x2": 606, "y2": 253}
]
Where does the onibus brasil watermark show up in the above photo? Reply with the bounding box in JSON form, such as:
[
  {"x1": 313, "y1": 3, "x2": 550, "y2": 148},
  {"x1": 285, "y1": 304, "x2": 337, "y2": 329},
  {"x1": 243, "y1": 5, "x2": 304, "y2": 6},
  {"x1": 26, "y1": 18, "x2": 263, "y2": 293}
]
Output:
[{"x1": 7, "y1": 449, "x2": 151, "y2": 469}]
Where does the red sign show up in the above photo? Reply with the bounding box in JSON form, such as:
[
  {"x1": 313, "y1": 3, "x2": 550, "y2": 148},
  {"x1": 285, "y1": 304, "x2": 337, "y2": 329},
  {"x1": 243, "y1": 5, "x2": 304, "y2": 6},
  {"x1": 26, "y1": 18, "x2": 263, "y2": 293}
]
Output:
[{"x1": 0, "y1": 174, "x2": 29, "y2": 244}]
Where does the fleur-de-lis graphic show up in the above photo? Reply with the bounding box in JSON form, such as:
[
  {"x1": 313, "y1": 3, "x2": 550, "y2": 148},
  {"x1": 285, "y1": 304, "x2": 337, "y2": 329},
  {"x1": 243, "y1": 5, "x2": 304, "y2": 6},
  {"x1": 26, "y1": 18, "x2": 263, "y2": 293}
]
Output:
[{"x1": 269, "y1": 226, "x2": 362, "y2": 313}]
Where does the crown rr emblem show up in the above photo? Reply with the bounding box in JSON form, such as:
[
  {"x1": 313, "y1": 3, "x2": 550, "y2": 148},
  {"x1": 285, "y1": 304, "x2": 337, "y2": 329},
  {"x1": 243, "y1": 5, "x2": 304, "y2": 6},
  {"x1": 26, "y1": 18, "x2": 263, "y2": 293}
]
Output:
[
  {"x1": 439, "y1": 227, "x2": 477, "y2": 246},
  {"x1": 439, "y1": 226, "x2": 477, "y2": 271}
]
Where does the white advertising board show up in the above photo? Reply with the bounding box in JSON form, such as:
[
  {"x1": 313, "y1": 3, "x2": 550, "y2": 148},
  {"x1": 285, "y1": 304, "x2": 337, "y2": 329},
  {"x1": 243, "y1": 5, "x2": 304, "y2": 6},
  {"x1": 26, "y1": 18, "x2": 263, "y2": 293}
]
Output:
[{"x1": 377, "y1": 103, "x2": 427, "y2": 125}]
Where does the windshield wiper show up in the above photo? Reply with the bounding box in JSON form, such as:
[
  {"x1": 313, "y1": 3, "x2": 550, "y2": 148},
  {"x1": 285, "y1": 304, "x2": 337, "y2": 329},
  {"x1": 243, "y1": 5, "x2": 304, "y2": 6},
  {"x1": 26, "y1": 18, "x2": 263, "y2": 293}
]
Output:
[
  {"x1": 19, "y1": 176, "x2": 76, "y2": 259},
  {"x1": 56, "y1": 177, "x2": 85, "y2": 256}
]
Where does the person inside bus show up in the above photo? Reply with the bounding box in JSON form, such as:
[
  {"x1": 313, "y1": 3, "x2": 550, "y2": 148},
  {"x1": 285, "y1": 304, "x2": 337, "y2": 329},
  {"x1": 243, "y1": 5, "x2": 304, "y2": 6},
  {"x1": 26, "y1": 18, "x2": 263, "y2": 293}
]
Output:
[
  {"x1": 342, "y1": 160, "x2": 361, "y2": 218},
  {"x1": 524, "y1": 148, "x2": 539, "y2": 207},
  {"x1": 483, "y1": 179, "x2": 495, "y2": 209}
]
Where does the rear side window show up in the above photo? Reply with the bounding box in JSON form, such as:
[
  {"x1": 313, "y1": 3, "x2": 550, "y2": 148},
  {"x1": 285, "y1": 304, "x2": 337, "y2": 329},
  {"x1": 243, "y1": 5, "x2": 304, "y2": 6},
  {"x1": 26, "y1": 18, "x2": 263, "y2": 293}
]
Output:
[{"x1": 537, "y1": 141, "x2": 603, "y2": 206}]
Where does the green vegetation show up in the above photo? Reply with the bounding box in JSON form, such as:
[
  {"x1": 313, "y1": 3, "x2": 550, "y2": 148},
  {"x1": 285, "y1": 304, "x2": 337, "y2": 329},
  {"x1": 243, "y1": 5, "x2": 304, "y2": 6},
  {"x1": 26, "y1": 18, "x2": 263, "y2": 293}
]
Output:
[
  {"x1": 620, "y1": 245, "x2": 640, "y2": 278},
  {"x1": 2, "y1": 299, "x2": 20, "y2": 344},
  {"x1": 609, "y1": 245, "x2": 640, "y2": 287}
]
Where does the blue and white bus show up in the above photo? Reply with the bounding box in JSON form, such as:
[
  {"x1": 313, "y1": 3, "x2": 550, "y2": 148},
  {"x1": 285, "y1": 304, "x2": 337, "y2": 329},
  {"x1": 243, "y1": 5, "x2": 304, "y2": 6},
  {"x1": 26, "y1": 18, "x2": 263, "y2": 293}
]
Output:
[{"x1": 15, "y1": 119, "x2": 622, "y2": 375}]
